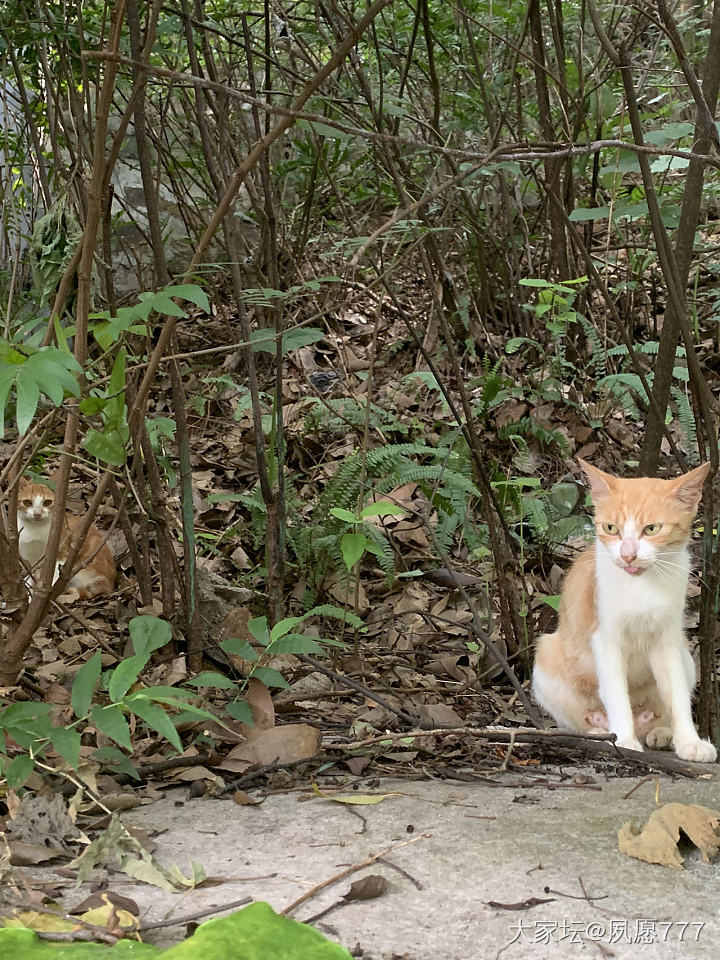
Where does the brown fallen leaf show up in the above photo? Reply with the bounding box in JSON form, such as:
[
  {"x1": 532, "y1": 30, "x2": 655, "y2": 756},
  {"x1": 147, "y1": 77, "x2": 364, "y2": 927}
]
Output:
[
  {"x1": 71, "y1": 891, "x2": 139, "y2": 917},
  {"x1": 219, "y1": 723, "x2": 321, "y2": 772},
  {"x1": 344, "y1": 875, "x2": 389, "y2": 901},
  {"x1": 233, "y1": 789, "x2": 264, "y2": 806},
  {"x1": 618, "y1": 802, "x2": 720, "y2": 869},
  {"x1": 247, "y1": 676, "x2": 275, "y2": 731}
]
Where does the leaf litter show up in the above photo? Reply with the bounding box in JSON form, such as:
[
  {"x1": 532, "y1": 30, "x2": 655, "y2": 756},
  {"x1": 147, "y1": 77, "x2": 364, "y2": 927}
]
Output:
[{"x1": 618, "y1": 802, "x2": 720, "y2": 869}]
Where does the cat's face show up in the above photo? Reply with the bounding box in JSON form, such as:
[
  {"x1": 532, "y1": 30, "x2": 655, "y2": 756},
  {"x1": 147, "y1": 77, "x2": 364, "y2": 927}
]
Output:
[
  {"x1": 578, "y1": 460, "x2": 709, "y2": 577},
  {"x1": 17, "y1": 479, "x2": 55, "y2": 523}
]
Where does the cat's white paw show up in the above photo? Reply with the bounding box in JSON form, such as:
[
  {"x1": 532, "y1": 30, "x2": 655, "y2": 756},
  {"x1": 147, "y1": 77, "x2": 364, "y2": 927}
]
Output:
[
  {"x1": 645, "y1": 726, "x2": 673, "y2": 750},
  {"x1": 675, "y1": 738, "x2": 717, "y2": 763},
  {"x1": 616, "y1": 736, "x2": 644, "y2": 752}
]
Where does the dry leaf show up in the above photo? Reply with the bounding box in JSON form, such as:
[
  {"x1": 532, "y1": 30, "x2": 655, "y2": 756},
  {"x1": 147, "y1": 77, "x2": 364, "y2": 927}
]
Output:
[
  {"x1": 219, "y1": 723, "x2": 321, "y2": 772},
  {"x1": 233, "y1": 789, "x2": 264, "y2": 806},
  {"x1": 71, "y1": 892, "x2": 139, "y2": 916},
  {"x1": 416, "y1": 703, "x2": 464, "y2": 726},
  {"x1": 618, "y1": 802, "x2": 720, "y2": 869},
  {"x1": 344, "y1": 874, "x2": 390, "y2": 901},
  {"x1": 247, "y1": 676, "x2": 275, "y2": 731},
  {"x1": 312, "y1": 783, "x2": 402, "y2": 805}
]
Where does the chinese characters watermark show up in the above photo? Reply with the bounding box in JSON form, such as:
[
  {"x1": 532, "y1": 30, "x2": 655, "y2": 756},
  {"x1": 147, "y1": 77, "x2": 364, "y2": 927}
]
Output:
[{"x1": 507, "y1": 918, "x2": 704, "y2": 947}]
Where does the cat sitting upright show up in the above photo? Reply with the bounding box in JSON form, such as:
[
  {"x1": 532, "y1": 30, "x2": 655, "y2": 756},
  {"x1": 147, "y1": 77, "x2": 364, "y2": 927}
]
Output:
[
  {"x1": 533, "y1": 459, "x2": 716, "y2": 763},
  {"x1": 17, "y1": 477, "x2": 116, "y2": 602}
]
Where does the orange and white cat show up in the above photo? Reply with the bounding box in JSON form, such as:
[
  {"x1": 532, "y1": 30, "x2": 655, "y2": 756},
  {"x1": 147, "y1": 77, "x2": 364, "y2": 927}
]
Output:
[
  {"x1": 17, "y1": 478, "x2": 115, "y2": 601},
  {"x1": 533, "y1": 459, "x2": 716, "y2": 763}
]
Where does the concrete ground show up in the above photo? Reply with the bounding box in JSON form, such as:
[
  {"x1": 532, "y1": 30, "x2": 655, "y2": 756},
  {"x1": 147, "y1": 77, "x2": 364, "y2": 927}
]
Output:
[{"x1": 103, "y1": 769, "x2": 720, "y2": 959}]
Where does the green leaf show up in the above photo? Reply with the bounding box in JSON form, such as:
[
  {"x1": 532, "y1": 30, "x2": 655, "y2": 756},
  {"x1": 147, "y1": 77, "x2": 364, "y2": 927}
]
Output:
[
  {"x1": 150, "y1": 292, "x2": 187, "y2": 318},
  {"x1": 78, "y1": 396, "x2": 107, "y2": 415},
  {"x1": 307, "y1": 120, "x2": 351, "y2": 140},
  {"x1": 219, "y1": 637, "x2": 259, "y2": 660},
  {"x1": 0, "y1": 366, "x2": 18, "y2": 438},
  {"x1": 25, "y1": 351, "x2": 81, "y2": 397},
  {"x1": 185, "y1": 671, "x2": 238, "y2": 690},
  {"x1": 108, "y1": 654, "x2": 147, "y2": 703},
  {"x1": 569, "y1": 206, "x2": 610, "y2": 222},
  {"x1": 247, "y1": 616, "x2": 271, "y2": 646},
  {"x1": 106, "y1": 348, "x2": 127, "y2": 430},
  {"x1": 163, "y1": 283, "x2": 210, "y2": 312},
  {"x1": 130, "y1": 615, "x2": 172, "y2": 656},
  {"x1": 91, "y1": 704, "x2": 133, "y2": 751},
  {"x1": 645, "y1": 121, "x2": 694, "y2": 144},
  {"x1": 83, "y1": 427, "x2": 127, "y2": 465},
  {"x1": 280, "y1": 327, "x2": 325, "y2": 354},
  {"x1": 269, "y1": 616, "x2": 303, "y2": 642},
  {"x1": 266, "y1": 635, "x2": 324, "y2": 656},
  {"x1": 49, "y1": 726, "x2": 81, "y2": 767},
  {"x1": 226, "y1": 700, "x2": 254, "y2": 725},
  {"x1": 250, "y1": 666, "x2": 290, "y2": 689},
  {"x1": 71, "y1": 651, "x2": 102, "y2": 718},
  {"x1": 250, "y1": 326, "x2": 324, "y2": 356},
  {"x1": 92, "y1": 746, "x2": 140, "y2": 779},
  {"x1": 14, "y1": 368, "x2": 40, "y2": 435},
  {"x1": 340, "y1": 532, "x2": 367, "y2": 571},
  {"x1": 541, "y1": 595, "x2": 561, "y2": 611},
  {"x1": 6, "y1": 754, "x2": 34, "y2": 788},
  {"x1": 329, "y1": 507, "x2": 360, "y2": 524},
  {"x1": 360, "y1": 501, "x2": 406, "y2": 518},
  {"x1": 125, "y1": 695, "x2": 183, "y2": 752},
  {"x1": 0, "y1": 901, "x2": 353, "y2": 957}
]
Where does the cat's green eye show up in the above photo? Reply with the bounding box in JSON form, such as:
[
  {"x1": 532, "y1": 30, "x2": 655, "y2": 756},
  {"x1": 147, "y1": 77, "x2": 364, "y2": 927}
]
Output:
[
  {"x1": 43, "y1": 499, "x2": 53, "y2": 508},
  {"x1": 21, "y1": 499, "x2": 32, "y2": 508},
  {"x1": 601, "y1": 522, "x2": 619, "y2": 535},
  {"x1": 643, "y1": 523, "x2": 662, "y2": 536}
]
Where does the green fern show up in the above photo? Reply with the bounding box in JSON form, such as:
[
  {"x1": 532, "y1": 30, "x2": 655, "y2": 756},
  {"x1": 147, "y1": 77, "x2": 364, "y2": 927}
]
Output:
[
  {"x1": 596, "y1": 372, "x2": 649, "y2": 419},
  {"x1": 576, "y1": 313, "x2": 606, "y2": 381},
  {"x1": 305, "y1": 397, "x2": 408, "y2": 436},
  {"x1": 670, "y1": 386, "x2": 698, "y2": 459}
]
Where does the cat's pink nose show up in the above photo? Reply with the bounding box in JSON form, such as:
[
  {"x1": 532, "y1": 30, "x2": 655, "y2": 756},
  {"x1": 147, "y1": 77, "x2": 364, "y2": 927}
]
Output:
[{"x1": 620, "y1": 540, "x2": 638, "y2": 563}]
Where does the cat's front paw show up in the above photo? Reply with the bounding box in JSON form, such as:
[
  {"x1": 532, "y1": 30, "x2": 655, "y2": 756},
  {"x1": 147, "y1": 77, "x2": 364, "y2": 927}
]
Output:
[
  {"x1": 616, "y1": 736, "x2": 644, "y2": 752},
  {"x1": 675, "y1": 738, "x2": 717, "y2": 763},
  {"x1": 645, "y1": 726, "x2": 673, "y2": 750}
]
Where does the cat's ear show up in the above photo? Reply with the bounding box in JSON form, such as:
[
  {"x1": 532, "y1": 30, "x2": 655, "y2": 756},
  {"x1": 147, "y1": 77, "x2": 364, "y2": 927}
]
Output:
[
  {"x1": 668, "y1": 461, "x2": 710, "y2": 511},
  {"x1": 578, "y1": 459, "x2": 615, "y2": 500}
]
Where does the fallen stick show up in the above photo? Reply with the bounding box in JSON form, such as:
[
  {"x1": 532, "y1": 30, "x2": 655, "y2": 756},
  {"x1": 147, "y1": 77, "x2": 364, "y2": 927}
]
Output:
[{"x1": 281, "y1": 833, "x2": 430, "y2": 917}]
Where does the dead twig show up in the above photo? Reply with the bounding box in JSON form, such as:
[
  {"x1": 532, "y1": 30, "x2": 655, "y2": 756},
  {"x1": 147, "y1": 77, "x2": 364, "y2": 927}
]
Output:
[{"x1": 281, "y1": 832, "x2": 430, "y2": 917}]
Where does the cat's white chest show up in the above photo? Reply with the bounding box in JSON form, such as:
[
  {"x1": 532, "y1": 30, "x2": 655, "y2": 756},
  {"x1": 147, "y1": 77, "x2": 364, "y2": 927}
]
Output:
[
  {"x1": 18, "y1": 517, "x2": 51, "y2": 569},
  {"x1": 595, "y1": 546, "x2": 687, "y2": 639}
]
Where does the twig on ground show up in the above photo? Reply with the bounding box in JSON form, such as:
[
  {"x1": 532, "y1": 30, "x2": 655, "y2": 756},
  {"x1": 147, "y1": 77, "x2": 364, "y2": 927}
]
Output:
[
  {"x1": 137, "y1": 896, "x2": 253, "y2": 932},
  {"x1": 281, "y1": 833, "x2": 430, "y2": 917}
]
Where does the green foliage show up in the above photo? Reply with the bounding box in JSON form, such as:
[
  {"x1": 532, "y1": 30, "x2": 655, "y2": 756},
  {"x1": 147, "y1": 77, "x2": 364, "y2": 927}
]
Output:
[
  {"x1": 330, "y1": 501, "x2": 407, "y2": 572},
  {"x1": 0, "y1": 608, "x2": 352, "y2": 787},
  {"x1": 596, "y1": 342, "x2": 696, "y2": 457},
  {"x1": 0, "y1": 902, "x2": 353, "y2": 958},
  {"x1": 90, "y1": 284, "x2": 209, "y2": 352},
  {"x1": 28, "y1": 202, "x2": 82, "y2": 306},
  {"x1": 0, "y1": 345, "x2": 81, "y2": 437}
]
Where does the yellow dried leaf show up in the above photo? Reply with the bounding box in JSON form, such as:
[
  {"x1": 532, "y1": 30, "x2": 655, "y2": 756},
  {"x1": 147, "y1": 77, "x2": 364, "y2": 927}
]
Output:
[
  {"x1": 312, "y1": 783, "x2": 402, "y2": 805},
  {"x1": 618, "y1": 802, "x2": 720, "y2": 869},
  {"x1": 81, "y1": 903, "x2": 138, "y2": 931}
]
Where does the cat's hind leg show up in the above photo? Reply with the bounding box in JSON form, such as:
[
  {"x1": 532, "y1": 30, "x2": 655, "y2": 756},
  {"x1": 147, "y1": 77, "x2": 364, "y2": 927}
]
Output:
[{"x1": 532, "y1": 658, "x2": 595, "y2": 731}]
